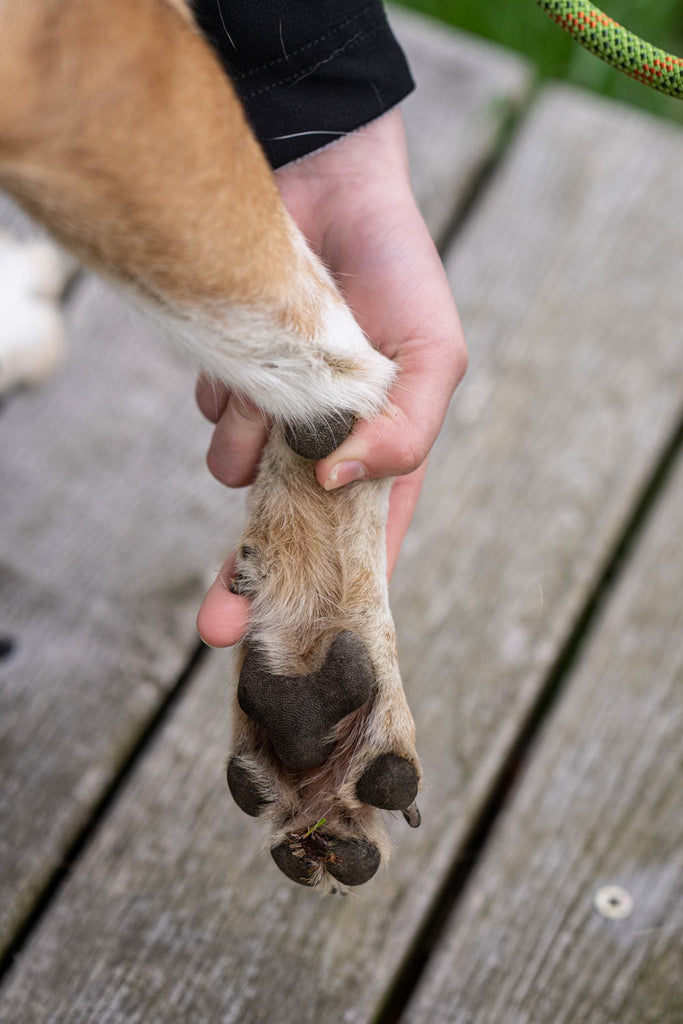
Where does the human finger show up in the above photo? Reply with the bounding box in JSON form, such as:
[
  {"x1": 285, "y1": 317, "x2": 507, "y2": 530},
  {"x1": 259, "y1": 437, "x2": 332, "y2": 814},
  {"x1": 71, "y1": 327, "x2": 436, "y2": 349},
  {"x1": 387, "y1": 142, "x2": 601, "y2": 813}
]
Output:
[
  {"x1": 197, "y1": 550, "x2": 250, "y2": 647},
  {"x1": 314, "y1": 191, "x2": 466, "y2": 488},
  {"x1": 206, "y1": 394, "x2": 269, "y2": 487},
  {"x1": 195, "y1": 373, "x2": 230, "y2": 423}
]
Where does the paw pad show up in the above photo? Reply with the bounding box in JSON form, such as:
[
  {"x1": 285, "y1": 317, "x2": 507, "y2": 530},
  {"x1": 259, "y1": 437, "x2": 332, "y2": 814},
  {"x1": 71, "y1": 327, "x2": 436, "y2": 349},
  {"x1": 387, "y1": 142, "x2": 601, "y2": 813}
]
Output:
[
  {"x1": 226, "y1": 757, "x2": 271, "y2": 817},
  {"x1": 356, "y1": 753, "x2": 419, "y2": 810},
  {"x1": 238, "y1": 631, "x2": 373, "y2": 771},
  {"x1": 271, "y1": 834, "x2": 381, "y2": 887},
  {"x1": 283, "y1": 411, "x2": 355, "y2": 460}
]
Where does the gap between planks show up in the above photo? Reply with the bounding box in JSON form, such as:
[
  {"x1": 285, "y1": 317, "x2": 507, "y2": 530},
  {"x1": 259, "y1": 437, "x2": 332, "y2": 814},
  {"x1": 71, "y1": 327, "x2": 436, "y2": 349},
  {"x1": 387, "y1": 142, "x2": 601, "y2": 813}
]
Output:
[
  {"x1": 373, "y1": 403, "x2": 683, "y2": 1024},
  {"x1": 0, "y1": 641, "x2": 208, "y2": 982},
  {"x1": 2, "y1": 83, "x2": 682, "y2": 1023}
]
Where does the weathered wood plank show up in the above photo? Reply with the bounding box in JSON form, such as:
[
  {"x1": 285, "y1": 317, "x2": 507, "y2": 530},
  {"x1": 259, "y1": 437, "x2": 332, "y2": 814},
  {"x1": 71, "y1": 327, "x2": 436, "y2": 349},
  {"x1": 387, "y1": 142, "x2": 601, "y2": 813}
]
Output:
[
  {"x1": 0, "y1": 195, "x2": 36, "y2": 237},
  {"x1": 0, "y1": 278, "x2": 240, "y2": 953},
  {"x1": 1, "y1": 85, "x2": 682, "y2": 1022},
  {"x1": 402, "y1": 453, "x2": 683, "y2": 1024},
  {"x1": 391, "y1": 6, "x2": 532, "y2": 242},
  {"x1": 0, "y1": 16, "x2": 524, "y2": 957}
]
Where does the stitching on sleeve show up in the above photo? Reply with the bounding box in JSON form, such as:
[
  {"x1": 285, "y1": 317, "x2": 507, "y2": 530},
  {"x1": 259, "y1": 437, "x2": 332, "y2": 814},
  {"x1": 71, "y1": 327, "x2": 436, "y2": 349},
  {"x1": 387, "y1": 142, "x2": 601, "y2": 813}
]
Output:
[
  {"x1": 241, "y1": 25, "x2": 381, "y2": 99},
  {"x1": 233, "y1": 2, "x2": 377, "y2": 82}
]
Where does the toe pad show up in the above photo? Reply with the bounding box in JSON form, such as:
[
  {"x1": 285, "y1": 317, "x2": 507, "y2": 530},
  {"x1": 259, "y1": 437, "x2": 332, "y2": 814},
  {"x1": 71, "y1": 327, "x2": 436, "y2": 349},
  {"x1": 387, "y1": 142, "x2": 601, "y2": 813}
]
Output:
[
  {"x1": 271, "y1": 835, "x2": 380, "y2": 887},
  {"x1": 226, "y1": 757, "x2": 271, "y2": 817},
  {"x1": 356, "y1": 753, "x2": 419, "y2": 810},
  {"x1": 284, "y1": 411, "x2": 355, "y2": 460}
]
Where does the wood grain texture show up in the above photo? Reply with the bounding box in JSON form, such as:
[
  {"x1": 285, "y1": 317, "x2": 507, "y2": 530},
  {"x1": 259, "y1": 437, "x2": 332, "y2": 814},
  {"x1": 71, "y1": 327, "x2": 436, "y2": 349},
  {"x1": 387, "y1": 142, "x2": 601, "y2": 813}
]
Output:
[
  {"x1": 0, "y1": 276, "x2": 241, "y2": 953},
  {"x1": 402, "y1": 448, "x2": 683, "y2": 1024},
  {"x1": 0, "y1": 16, "x2": 521, "y2": 957},
  {"x1": 390, "y1": 6, "x2": 532, "y2": 242},
  {"x1": 1, "y1": 84, "x2": 682, "y2": 1022}
]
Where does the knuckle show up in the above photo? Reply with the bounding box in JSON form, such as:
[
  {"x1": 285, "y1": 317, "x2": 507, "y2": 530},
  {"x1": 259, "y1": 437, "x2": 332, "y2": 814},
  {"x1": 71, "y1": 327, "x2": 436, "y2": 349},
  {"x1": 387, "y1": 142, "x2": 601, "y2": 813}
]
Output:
[
  {"x1": 393, "y1": 434, "x2": 429, "y2": 475},
  {"x1": 437, "y1": 331, "x2": 468, "y2": 389}
]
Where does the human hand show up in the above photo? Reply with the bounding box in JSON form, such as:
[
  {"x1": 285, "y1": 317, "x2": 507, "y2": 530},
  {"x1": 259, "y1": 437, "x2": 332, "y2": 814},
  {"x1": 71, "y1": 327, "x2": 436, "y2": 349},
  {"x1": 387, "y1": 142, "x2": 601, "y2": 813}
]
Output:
[{"x1": 197, "y1": 107, "x2": 467, "y2": 647}]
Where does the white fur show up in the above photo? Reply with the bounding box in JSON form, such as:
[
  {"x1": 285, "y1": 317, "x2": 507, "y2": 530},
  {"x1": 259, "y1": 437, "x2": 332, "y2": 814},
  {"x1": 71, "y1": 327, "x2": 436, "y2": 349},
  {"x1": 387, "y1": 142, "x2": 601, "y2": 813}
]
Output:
[
  {"x1": 137, "y1": 216, "x2": 396, "y2": 426},
  {"x1": 0, "y1": 235, "x2": 75, "y2": 392},
  {"x1": 149, "y1": 295, "x2": 393, "y2": 425}
]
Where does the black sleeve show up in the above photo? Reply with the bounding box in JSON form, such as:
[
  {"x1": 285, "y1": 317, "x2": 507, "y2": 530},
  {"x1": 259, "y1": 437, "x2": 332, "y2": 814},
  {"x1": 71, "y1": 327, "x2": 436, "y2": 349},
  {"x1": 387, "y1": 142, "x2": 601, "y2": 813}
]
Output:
[{"x1": 192, "y1": 1, "x2": 415, "y2": 168}]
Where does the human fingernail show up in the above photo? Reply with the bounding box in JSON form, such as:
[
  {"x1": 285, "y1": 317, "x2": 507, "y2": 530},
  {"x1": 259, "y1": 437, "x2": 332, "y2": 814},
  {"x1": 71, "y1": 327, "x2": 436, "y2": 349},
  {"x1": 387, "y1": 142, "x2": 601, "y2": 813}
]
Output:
[{"x1": 323, "y1": 460, "x2": 367, "y2": 491}]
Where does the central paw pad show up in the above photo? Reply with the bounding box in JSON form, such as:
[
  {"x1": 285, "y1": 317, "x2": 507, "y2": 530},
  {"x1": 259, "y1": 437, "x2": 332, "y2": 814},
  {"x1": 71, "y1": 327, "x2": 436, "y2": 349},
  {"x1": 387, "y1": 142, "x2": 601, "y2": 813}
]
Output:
[
  {"x1": 237, "y1": 631, "x2": 373, "y2": 771},
  {"x1": 271, "y1": 834, "x2": 381, "y2": 887}
]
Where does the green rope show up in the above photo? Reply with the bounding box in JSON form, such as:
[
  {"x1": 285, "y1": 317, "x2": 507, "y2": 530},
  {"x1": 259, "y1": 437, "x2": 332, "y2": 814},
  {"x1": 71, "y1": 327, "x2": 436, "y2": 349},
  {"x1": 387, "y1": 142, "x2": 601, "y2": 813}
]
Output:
[{"x1": 534, "y1": 0, "x2": 683, "y2": 98}]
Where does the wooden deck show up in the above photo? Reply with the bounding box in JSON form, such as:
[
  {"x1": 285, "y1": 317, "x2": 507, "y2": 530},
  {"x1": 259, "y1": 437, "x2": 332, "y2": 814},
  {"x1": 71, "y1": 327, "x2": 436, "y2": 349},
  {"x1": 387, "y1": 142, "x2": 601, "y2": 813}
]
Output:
[{"x1": 1, "y1": 9, "x2": 682, "y2": 1022}]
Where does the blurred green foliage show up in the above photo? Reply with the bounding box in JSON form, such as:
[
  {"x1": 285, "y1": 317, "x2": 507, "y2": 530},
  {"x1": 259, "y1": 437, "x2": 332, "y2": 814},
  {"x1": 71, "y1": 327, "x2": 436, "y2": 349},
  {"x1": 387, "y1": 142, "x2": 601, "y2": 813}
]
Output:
[{"x1": 395, "y1": 0, "x2": 683, "y2": 123}]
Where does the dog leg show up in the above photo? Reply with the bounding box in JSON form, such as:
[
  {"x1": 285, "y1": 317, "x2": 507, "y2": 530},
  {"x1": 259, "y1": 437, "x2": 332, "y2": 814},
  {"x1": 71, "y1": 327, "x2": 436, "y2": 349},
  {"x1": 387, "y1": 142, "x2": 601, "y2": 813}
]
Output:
[
  {"x1": 228, "y1": 432, "x2": 421, "y2": 891},
  {"x1": 0, "y1": 0, "x2": 421, "y2": 890}
]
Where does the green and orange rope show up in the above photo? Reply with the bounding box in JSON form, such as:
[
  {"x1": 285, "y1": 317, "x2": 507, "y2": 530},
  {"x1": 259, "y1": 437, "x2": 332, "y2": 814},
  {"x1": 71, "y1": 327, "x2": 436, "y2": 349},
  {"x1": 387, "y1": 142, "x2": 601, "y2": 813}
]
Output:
[{"x1": 534, "y1": 0, "x2": 683, "y2": 98}]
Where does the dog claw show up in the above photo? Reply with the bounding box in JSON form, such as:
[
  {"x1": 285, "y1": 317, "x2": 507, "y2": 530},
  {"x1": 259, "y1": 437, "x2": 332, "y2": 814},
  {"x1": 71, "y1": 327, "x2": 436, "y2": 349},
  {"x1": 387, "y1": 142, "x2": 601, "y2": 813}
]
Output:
[
  {"x1": 238, "y1": 631, "x2": 373, "y2": 771},
  {"x1": 355, "y1": 752, "x2": 419, "y2": 810},
  {"x1": 283, "y1": 411, "x2": 356, "y2": 461},
  {"x1": 402, "y1": 802, "x2": 421, "y2": 828}
]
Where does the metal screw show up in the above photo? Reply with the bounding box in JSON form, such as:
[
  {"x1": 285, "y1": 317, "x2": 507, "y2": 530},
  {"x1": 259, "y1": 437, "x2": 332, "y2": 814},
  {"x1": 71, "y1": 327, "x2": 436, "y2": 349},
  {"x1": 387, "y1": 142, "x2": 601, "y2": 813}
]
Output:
[{"x1": 594, "y1": 884, "x2": 633, "y2": 920}]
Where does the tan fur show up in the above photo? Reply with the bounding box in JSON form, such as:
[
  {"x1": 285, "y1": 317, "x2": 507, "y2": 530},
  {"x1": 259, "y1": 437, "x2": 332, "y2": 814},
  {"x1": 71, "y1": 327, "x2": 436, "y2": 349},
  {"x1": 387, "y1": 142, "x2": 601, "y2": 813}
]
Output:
[
  {"x1": 233, "y1": 431, "x2": 419, "y2": 889},
  {"x1": 0, "y1": 0, "x2": 313, "y2": 313},
  {"x1": 0, "y1": 0, "x2": 420, "y2": 892}
]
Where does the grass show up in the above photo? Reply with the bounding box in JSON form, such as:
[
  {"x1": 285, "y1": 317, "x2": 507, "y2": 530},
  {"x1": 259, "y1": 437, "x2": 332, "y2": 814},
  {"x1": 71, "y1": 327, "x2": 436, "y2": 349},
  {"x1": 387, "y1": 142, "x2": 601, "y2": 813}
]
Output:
[{"x1": 395, "y1": 0, "x2": 683, "y2": 123}]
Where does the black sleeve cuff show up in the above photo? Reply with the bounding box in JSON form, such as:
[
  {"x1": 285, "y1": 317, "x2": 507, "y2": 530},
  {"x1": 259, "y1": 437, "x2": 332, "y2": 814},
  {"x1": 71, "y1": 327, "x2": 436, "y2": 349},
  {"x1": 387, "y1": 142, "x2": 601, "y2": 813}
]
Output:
[{"x1": 192, "y1": 1, "x2": 415, "y2": 168}]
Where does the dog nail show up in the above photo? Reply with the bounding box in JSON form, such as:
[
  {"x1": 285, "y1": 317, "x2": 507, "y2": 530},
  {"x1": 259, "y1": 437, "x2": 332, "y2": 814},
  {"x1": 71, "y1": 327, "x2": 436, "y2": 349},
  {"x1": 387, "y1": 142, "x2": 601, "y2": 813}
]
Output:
[
  {"x1": 402, "y1": 802, "x2": 421, "y2": 828},
  {"x1": 226, "y1": 757, "x2": 271, "y2": 817},
  {"x1": 356, "y1": 753, "x2": 419, "y2": 810},
  {"x1": 283, "y1": 411, "x2": 355, "y2": 460},
  {"x1": 238, "y1": 631, "x2": 373, "y2": 771}
]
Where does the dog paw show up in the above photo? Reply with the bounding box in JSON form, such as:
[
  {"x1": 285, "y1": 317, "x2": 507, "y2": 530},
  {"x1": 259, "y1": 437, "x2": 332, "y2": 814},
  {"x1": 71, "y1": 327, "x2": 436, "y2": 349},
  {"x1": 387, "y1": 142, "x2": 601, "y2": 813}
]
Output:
[{"x1": 224, "y1": 430, "x2": 422, "y2": 892}]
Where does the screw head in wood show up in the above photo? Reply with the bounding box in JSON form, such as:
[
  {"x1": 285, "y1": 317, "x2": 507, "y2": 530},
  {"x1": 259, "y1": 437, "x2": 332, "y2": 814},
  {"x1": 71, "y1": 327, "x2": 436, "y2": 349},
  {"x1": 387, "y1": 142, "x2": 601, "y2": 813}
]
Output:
[{"x1": 593, "y1": 884, "x2": 633, "y2": 920}]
